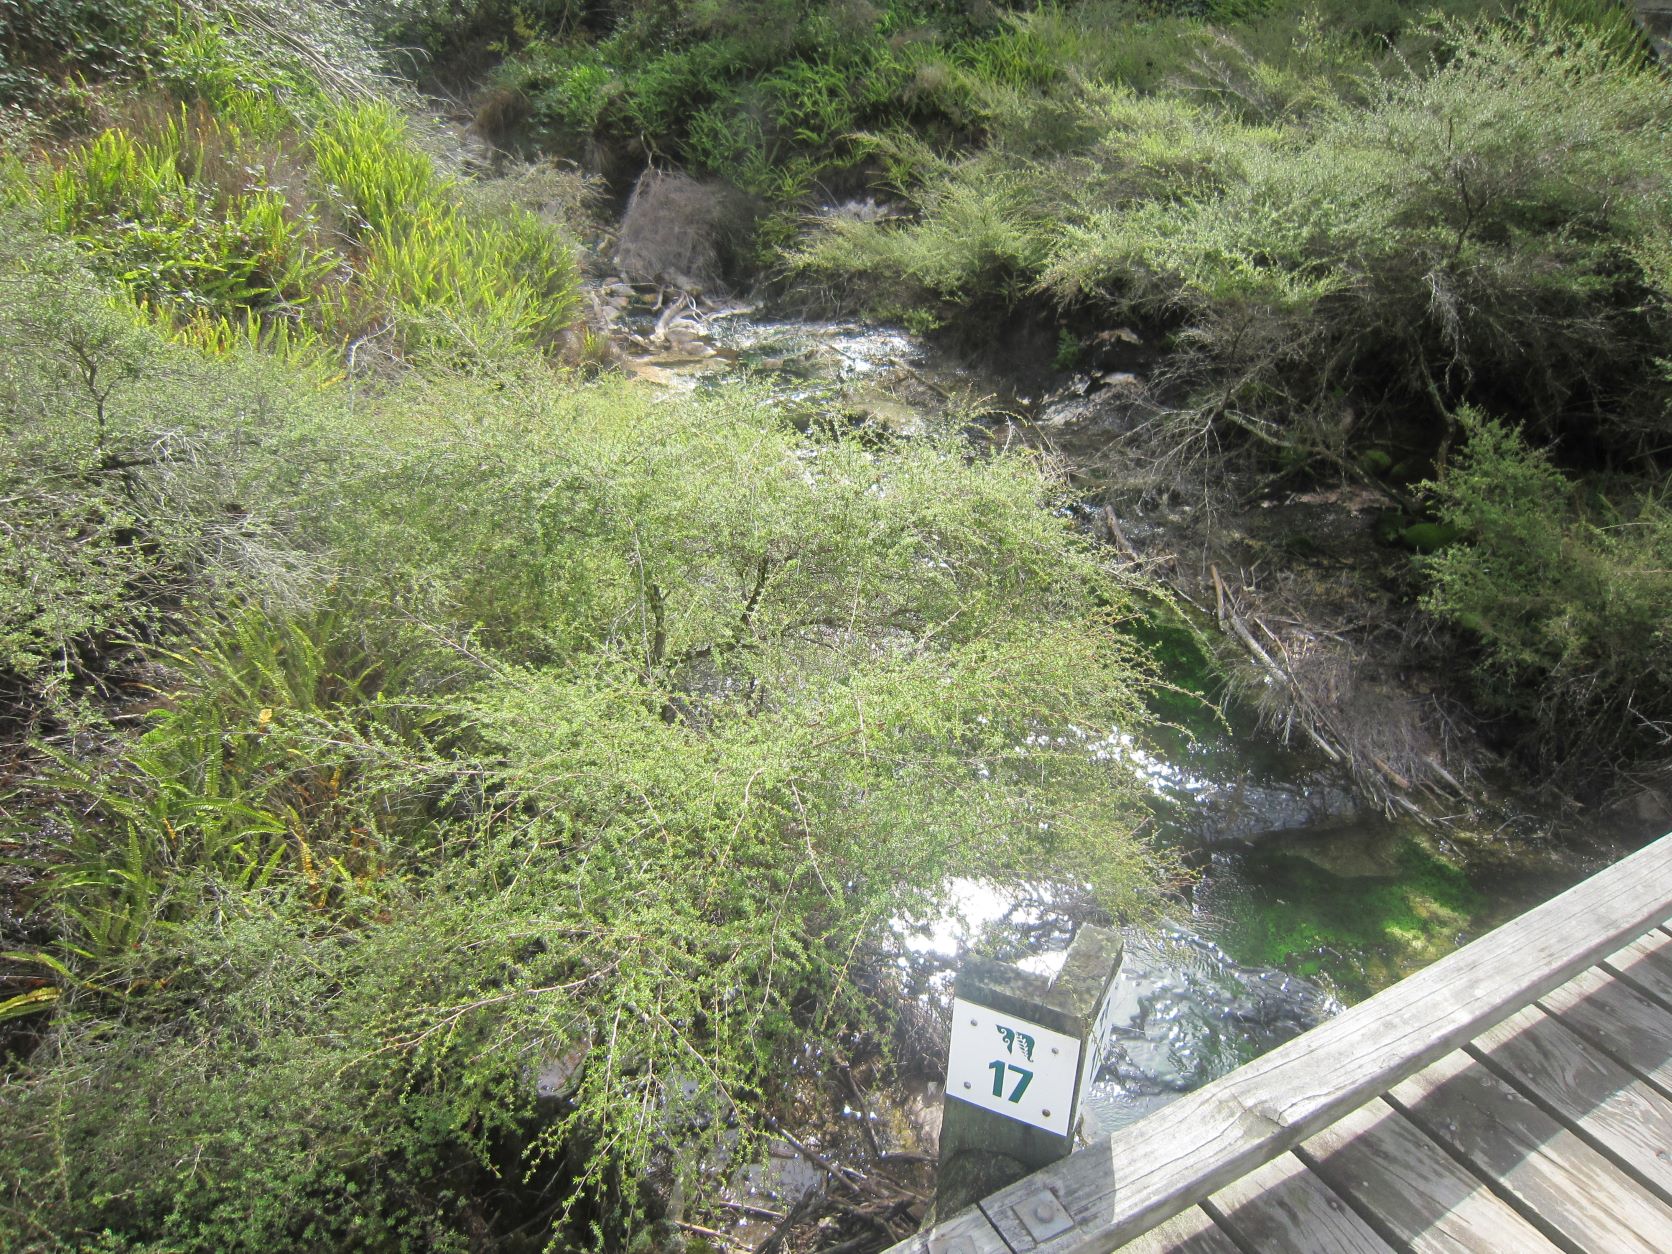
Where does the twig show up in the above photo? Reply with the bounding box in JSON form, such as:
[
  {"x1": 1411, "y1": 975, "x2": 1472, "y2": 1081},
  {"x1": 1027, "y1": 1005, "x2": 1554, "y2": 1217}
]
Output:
[
  {"x1": 838, "y1": 1064, "x2": 885, "y2": 1163},
  {"x1": 769, "y1": 1123, "x2": 871, "y2": 1197},
  {"x1": 1370, "y1": 754, "x2": 1413, "y2": 793},
  {"x1": 1213, "y1": 566, "x2": 1343, "y2": 757},
  {"x1": 676, "y1": 1220, "x2": 753, "y2": 1251},
  {"x1": 1423, "y1": 754, "x2": 1466, "y2": 796},
  {"x1": 719, "y1": 1200, "x2": 785, "y2": 1222},
  {"x1": 754, "y1": 1187, "x2": 822, "y2": 1254}
]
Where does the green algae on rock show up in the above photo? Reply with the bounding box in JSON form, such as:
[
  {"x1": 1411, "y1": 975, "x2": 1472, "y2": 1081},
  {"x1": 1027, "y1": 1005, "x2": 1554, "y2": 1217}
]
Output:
[{"x1": 1200, "y1": 826, "x2": 1482, "y2": 1002}]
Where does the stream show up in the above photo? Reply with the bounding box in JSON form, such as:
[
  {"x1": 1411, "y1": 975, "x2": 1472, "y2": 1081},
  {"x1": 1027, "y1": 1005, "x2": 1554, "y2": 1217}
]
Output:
[
  {"x1": 576, "y1": 267, "x2": 1657, "y2": 1242},
  {"x1": 603, "y1": 288, "x2": 1642, "y2": 1060}
]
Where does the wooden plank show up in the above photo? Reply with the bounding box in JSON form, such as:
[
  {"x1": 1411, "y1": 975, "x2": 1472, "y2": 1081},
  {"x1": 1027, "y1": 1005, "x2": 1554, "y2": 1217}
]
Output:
[
  {"x1": 900, "y1": 831, "x2": 1672, "y2": 1254},
  {"x1": 1603, "y1": 930, "x2": 1672, "y2": 1009},
  {"x1": 1471, "y1": 1003, "x2": 1672, "y2": 1205},
  {"x1": 1201, "y1": 1152, "x2": 1393, "y2": 1253},
  {"x1": 888, "y1": 1203, "x2": 1010, "y2": 1254},
  {"x1": 1388, "y1": 1049, "x2": 1672, "y2": 1253},
  {"x1": 1538, "y1": 965, "x2": 1672, "y2": 1097},
  {"x1": 1114, "y1": 1207, "x2": 1238, "y2": 1254},
  {"x1": 1296, "y1": 1096, "x2": 1560, "y2": 1252}
]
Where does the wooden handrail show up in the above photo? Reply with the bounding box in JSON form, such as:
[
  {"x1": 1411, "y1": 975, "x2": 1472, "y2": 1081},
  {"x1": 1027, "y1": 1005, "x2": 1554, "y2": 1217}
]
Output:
[{"x1": 895, "y1": 829, "x2": 1672, "y2": 1254}]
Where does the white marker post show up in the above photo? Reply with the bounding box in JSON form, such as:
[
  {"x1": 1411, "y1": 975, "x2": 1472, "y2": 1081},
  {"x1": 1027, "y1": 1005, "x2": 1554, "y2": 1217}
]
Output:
[
  {"x1": 946, "y1": 998, "x2": 1083, "y2": 1138},
  {"x1": 933, "y1": 926, "x2": 1123, "y2": 1225}
]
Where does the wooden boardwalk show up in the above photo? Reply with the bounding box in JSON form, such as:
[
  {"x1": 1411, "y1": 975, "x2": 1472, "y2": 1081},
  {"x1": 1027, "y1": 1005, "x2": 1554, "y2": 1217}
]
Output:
[{"x1": 897, "y1": 831, "x2": 1672, "y2": 1254}]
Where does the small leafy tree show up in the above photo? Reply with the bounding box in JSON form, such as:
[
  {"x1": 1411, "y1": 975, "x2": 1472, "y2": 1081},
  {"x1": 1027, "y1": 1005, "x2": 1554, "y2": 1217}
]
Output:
[{"x1": 1422, "y1": 408, "x2": 1672, "y2": 772}]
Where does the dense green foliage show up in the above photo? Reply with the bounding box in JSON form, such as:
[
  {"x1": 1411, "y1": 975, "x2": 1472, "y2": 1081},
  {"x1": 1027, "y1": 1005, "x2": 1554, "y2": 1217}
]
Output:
[
  {"x1": 10, "y1": 0, "x2": 1672, "y2": 1244},
  {"x1": 1421, "y1": 410, "x2": 1672, "y2": 769},
  {"x1": 0, "y1": 6, "x2": 1177, "y2": 1245},
  {"x1": 798, "y1": 4, "x2": 1672, "y2": 449},
  {"x1": 0, "y1": 0, "x2": 413, "y2": 113},
  {"x1": 0, "y1": 219, "x2": 1165, "y2": 1244},
  {"x1": 785, "y1": 1, "x2": 1672, "y2": 780},
  {"x1": 486, "y1": 1, "x2": 1069, "y2": 254},
  {"x1": 0, "y1": 0, "x2": 166, "y2": 107},
  {"x1": 28, "y1": 86, "x2": 580, "y2": 364}
]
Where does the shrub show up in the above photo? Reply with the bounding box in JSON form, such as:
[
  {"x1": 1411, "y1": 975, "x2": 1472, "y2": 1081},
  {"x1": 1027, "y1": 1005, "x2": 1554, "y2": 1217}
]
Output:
[
  {"x1": 798, "y1": 5, "x2": 1672, "y2": 470},
  {"x1": 1050, "y1": 6, "x2": 1672, "y2": 437},
  {"x1": 1421, "y1": 409, "x2": 1672, "y2": 773},
  {"x1": 0, "y1": 0, "x2": 166, "y2": 106},
  {"x1": 0, "y1": 228, "x2": 329, "y2": 723},
  {"x1": 1, "y1": 236, "x2": 1171, "y2": 1244}
]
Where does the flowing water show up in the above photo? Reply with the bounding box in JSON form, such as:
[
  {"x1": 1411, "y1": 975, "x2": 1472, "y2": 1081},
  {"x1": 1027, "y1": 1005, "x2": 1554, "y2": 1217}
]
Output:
[{"x1": 605, "y1": 286, "x2": 1648, "y2": 1135}]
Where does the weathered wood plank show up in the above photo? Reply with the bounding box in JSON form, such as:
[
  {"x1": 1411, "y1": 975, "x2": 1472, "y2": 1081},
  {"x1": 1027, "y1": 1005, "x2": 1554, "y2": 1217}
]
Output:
[
  {"x1": 1297, "y1": 1095, "x2": 1559, "y2": 1252},
  {"x1": 1113, "y1": 1207, "x2": 1238, "y2": 1254},
  {"x1": 887, "y1": 1201, "x2": 1010, "y2": 1254},
  {"x1": 904, "y1": 831, "x2": 1672, "y2": 1254},
  {"x1": 1538, "y1": 965, "x2": 1672, "y2": 1097},
  {"x1": 1471, "y1": 1002, "x2": 1672, "y2": 1205},
  {"x1": 1389, "y1": 1049, "x2": 1672, "y2": 1253},
  {"x1": 1201, "y1": 1152, "x2": 1393, "y2": 1253},
  {"x1": 1602, "y1": 930, "x2": 1672, "y2": 1010}
]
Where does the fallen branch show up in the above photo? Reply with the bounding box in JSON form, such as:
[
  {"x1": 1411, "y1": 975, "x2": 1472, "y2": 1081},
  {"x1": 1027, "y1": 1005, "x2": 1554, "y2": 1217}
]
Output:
[
  {"x1": 768, "y1": 1122, "x2": 871, "y2": 1197},
  {"x1": 719, "y1": 1201, "x2": 785, "y2": 1222},
  {"x1": 676, "y1": 1220, "x2": 753, "y2": 1251},
  {"x1": 1205, "y1": 564, "x2": 1467, "y2": 822}
]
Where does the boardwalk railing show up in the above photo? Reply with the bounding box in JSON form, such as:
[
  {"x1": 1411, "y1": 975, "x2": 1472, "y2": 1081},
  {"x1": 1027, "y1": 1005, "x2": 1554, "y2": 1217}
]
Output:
[{"x1": 897, "y1": 830, "x2": 1672, "y2": 1254}]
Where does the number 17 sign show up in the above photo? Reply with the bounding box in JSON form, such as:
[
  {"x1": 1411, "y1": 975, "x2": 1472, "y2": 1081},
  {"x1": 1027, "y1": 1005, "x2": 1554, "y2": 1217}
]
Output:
[{"x1": 946, "y1": 997, "x2": 1083, "y2": 1137}]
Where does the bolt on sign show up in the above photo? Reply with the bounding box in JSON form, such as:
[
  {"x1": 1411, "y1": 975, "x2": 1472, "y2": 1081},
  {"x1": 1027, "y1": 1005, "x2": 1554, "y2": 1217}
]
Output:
[{"x1": 946, "y1": 996, "x2": 1083, "y2": 1137}]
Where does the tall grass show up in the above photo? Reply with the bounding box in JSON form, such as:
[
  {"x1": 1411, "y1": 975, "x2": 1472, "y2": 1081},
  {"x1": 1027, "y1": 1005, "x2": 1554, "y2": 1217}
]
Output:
[
  {"x1": 1421, "y1": 410, "x2": 1672, "y2": 772},
  {"x1": 310, "y1": 98, "x2": 439, "y2": 236},
  {"x1": 31, "y1": 94, "x2": 581, "y2": 364},
  {"x1": 311, "y1": 100, "x2": 580, "y2": 357},
  {"x1": 33, "y1": 609, "x2": 447, "y2": 982},
  {"x1": 42, "y1": 102, "x2": 338, "y2": 319}
]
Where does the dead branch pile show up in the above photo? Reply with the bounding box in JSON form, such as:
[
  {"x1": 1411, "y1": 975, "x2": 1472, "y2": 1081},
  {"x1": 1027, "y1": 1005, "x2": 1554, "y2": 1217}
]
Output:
[{"x1": 1098, "y1": 506, "x2": 1477, "y2": 823}]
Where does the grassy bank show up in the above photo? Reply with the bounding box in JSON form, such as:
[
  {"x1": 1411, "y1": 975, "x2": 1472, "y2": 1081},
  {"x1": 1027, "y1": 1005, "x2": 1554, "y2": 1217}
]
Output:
[{"x1": 8, "y1": 0, "x2": 1672, "y2": 1242}]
